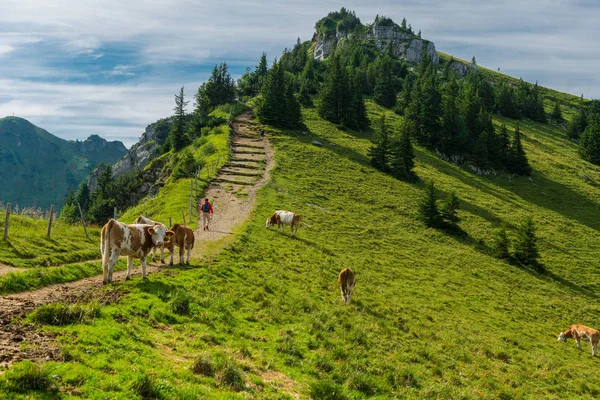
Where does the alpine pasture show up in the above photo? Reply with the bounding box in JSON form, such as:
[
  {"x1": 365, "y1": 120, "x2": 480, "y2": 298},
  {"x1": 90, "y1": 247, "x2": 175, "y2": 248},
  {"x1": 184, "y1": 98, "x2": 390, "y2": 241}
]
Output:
[{"x1": 0, "y1": 96, "x2": 599, "y2": 398}]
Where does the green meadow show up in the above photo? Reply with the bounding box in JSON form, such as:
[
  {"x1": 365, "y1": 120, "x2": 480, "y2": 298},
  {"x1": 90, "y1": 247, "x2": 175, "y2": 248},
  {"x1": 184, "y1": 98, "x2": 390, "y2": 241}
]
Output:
[{"x1": 2, "y1": 96, "x2": 600, "y2": 398}]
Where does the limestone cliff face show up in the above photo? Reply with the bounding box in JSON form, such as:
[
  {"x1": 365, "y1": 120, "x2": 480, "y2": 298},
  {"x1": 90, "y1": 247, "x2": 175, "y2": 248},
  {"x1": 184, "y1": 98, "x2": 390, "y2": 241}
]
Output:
[
  {"x1": 366, "y1": 21, "x2": 438, "y2": 64},
  {"x1": 314, "y1": 20, "x2": 438, "y2": 65},
  {"x1": 88, "y1": 121, "x2": 170, "y2": 192}
]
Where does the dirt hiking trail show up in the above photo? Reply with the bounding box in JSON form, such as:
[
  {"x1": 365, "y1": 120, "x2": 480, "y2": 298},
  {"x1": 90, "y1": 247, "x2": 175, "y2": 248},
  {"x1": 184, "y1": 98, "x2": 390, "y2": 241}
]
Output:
[{"x1": 0, "y1": 111, "x2": 274, "y2": 367}]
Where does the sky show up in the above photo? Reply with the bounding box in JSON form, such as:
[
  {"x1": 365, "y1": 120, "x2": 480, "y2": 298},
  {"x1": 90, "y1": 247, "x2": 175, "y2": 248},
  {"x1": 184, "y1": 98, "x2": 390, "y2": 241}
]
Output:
[{"x1": 0, "y1": 0, "x2": 598, "y2": 148}]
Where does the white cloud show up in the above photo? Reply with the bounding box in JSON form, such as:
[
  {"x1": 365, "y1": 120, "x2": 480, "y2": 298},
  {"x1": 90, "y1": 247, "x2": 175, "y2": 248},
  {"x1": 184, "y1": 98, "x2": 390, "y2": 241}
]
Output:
[{"x1": 0, "y1": 0, "x2": 598, "y2": 146}]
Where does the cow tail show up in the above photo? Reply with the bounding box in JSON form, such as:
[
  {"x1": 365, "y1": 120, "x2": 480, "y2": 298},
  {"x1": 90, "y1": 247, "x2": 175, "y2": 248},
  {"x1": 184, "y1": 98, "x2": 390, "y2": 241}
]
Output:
[{"x1": 102, "y1": 219, "x2": 113, "y2": 272}]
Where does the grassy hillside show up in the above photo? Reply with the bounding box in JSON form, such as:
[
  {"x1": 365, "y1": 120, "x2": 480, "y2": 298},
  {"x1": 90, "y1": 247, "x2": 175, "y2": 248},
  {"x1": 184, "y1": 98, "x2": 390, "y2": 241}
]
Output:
[
  {"x1": 0, "y1": 117, "x2": 127, "y2": 210},
  {"x1": 3, "y1": 99, "x2": 600, "y2": 398},
  {"x1": 120, "y1": 124, "x2": 230, "y2": 229}
]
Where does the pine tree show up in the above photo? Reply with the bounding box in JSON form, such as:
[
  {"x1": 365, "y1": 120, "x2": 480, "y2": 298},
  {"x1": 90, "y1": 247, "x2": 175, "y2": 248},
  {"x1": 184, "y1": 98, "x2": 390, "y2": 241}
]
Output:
[
  {"x1": 439, "y1": 75, "x2": 464, "y2": 157},
  {"x1": 190, "y1": 83, "x2": 211, "y2": 135},
  {"x1": 550, "y1": 102, "x2": 563, "y2": 123},
  {"x1": 373, "y1": 55, "x2": 397, "y2": 108},
  {"x1": 390, "y1": 123, "x2": 416, "y2": 180},
  {"x1": 346, "y1": 72, "x2": 369, "y2": 129},
  {"x1": 169, "y1": 86, "x2": 190, "y2": 151},
  {"x1": 368, "y1": 115, "x2": 390, "y2": 171},
  {"x1": 256, "y1": 59, "x2": 301, "y2": 128},
  {"x1": 579, "y1": 115, "x2": 600, "y2": 165},
  {"x1": 401, "y1": 17, "x2": 407, "y2": 30},
  {"x1": 318, "y1": 54, "x2": 345, "y2": 124},
  {"x1": 492, "y1": 225, "x2": 510, "y2": 260},
  {"x1": 418, "y1": 180, "x2": 441, "y2": 227},
  {"x1": 513, "y1": 216, "x2": 541, "y2": 271},
  {"x1": 497, "y1": 124, "x2": 511, "y2": 165},
  {"x1": 440, "y1": 191, "x2": 460, "y2": 226},
  {"x1": 568, "y1": 99, "x2": 588, "y2": 139},
  {"x1": 507, "y1": 125, "x2": 531, "y2": 175}
]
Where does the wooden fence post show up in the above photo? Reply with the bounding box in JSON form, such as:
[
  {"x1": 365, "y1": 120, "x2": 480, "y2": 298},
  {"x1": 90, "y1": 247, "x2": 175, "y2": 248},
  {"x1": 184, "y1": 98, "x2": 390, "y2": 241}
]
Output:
[
  {"x1": 47, "y1": 205, "x2": 55, "y2": 238},
  {"x1": 181, "y1": 208, "x2": 186, "y2": 226},
  {"x1": 77, "y1": 202, "x2": 89, "y2": 239},
  {"x1": 189, "y1": 180, "x2": 193, "y2": 218},
  {"x1": 145, "y1": 212, "x2": 148, "y2": 218},
  {"x1": 3, "y1": 203, "x2": 10, "y2": 241},
  {"x1": 169, "y1": 217, "x2": 172, "y2": 228},
  {"x1": 114, "y1": 207, "x2": 117, "y2": 220}
]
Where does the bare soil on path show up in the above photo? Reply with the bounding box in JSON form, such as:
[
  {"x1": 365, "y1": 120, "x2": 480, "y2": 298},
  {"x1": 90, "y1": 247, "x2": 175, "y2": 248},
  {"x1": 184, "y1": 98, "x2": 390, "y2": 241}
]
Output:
[{"x1": 0, "y1": 111, "x2": 274, "y2": 368}]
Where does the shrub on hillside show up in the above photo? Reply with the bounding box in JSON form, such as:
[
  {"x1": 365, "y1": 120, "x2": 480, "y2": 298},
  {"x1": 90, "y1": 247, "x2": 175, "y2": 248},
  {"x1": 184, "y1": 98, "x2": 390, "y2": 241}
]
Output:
[
  {"x1": 191, "y1": 353, "x2": 215, "y2": 377},
  {"x1": 172, "y1": 149, "x2": 200, "y2": 179},
  {"x1": 309, "y1": 379, "x2": 348, "y2": 400},
  {"x1": 492, "y1": 225, "x2": 510, "y2": 260},
  {"x1": 29, "y1": 302, "x2": 101, "y2": 326},
  {"x1": 214, "y1": 357, "x2": 245, "y2": 391},
  {"x1": 4, "y1": 361, "x2": 58, "y2": 394}
]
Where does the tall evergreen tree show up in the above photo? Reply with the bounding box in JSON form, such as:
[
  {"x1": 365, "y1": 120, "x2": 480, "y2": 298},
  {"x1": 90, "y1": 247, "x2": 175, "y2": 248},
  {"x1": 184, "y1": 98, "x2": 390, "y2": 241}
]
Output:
[
  {"x1": 568, "y1": 98, "x2": 588, "y2": 139},
  {"x1": 440, "y1": 191, "x2": 460, "y2": 226},
  {"x1": 418, "y1": 180, "x2": 441, "y2": 227},
  {"x1": 513, "y1": 216, "x2": 541, "y2": 271},
  {"x1": 169, "y1": 86, "x2": 190, "y2": 151},
  {"x1": 507, "y1": 125, "x2": 531, "y2": 175},
  {"x1": 390, "y1": 123, "x2": 416, "y2": 181},
  {"x1": 256, "y1": 60, "x2": 301, "y2": 128},
  {"x1": 550, "y1": 102, "x2": 563, "y2": 123},
  {"x1": 318, "y1": 54, "x2": 347, "y2": 125},
  {"x1": 373, "y1": 55, "x2": 397, "y2": 108},
  {"x1": 579, "y1": 114, "x2": 600, "y2": 165},
  {"x1": 439, "y1": 74, "x2": 465, "y2": 158},
  {"x1": 368, "y1": 115, "x2": 390, "y2": 171}
]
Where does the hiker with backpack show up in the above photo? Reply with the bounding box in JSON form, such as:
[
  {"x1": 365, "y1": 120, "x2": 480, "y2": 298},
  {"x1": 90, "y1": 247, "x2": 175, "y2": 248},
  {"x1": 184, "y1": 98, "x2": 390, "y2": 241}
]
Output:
[{"x1": 200, "y1": 198, "x2": 214, "y2": 231}]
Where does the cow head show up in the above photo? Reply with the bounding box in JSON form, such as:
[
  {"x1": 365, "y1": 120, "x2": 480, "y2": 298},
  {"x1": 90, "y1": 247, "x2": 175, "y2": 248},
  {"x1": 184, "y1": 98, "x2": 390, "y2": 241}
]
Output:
[
  {"x1": 558, "y1": 332, "x2": 567, "y2": 342},
  {"x1": 147, "y1": 224, "x2": 168, "y2": 247},
  {"x1": 266, "y1": 214, "x2": 277, "y2": 228}
]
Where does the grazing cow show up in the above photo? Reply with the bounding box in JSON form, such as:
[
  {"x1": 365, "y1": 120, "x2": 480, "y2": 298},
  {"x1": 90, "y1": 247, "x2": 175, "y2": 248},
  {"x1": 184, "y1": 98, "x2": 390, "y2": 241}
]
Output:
[
  {"x1": 338, "y1": 268, "x2": 356, "y2": 305},
  {"x1": 265, "y1": 210, "x2": 302, "y2": 236},
  {"x1": 164, "y1": 224, "x2": 195, "y2": 266},
  {"x1": 558, "y1": 324, "x2": 600, "y2": 356},
  {"x1": 133, "y1": 216, "x2": 167, "y2": 264},
  {"x1": 100, "y1": 219, "x2": 168, "y2": 284}
]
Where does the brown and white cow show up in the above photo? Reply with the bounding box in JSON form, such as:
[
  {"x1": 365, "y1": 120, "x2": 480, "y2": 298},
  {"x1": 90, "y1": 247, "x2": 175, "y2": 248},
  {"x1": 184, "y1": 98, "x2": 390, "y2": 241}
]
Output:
[
  {"x1": 164, "y1": 224, "x2": 195, "y2": 266},
  {"x1": 265, "y1": 210, "x2": 302, "y2": 236},
  {"x1": 133, "y1": 216, "x2": 167, "y2": 263},
  {"x1": 100, "y1": 219, "x2": 169, "y2": 284},
  {"x1": 338, "y1": 268, "x2": 356, "y2": 305},
  {"x1": 558, "y1": 324, "x2": 600, "y2": 356}
]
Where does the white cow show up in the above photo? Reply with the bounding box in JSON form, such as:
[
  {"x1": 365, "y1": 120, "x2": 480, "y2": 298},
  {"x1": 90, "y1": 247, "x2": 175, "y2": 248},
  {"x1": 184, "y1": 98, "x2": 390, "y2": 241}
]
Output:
[
  {"x1": 133, "y1": 216, "x2": 167, "y2": 263},
  {"x1": 266, "y1": 210, "x2": 303, "y2": 236},
  {"x1": 100, "y1": 219, "x2": 168, "y2": 284}
]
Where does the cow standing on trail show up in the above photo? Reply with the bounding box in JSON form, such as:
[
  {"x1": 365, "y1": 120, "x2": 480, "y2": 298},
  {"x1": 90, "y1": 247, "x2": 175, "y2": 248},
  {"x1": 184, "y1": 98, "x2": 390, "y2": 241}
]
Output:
[
  {"x1": 338, "y1": 268, "x2": 356, "y2": 305},
  {"x1": 165, "y1": 224, "x2": 195, "y2": 266},
  {"x1": 200, "y1": 198, "x2": 213, "y2": 231},
  {"x1": 100, "y1": 219, "x2": 169, "y2": 284},
  {"x1": 133, "y1": 216, "x2": 167, "y2": 264}
]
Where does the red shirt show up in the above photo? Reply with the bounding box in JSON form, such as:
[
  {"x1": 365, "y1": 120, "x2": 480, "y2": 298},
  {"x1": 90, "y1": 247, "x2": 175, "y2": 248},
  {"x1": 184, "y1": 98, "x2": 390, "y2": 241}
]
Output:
[{"x1": 200, "y1": 202, "x2": 213, "y2": 213}]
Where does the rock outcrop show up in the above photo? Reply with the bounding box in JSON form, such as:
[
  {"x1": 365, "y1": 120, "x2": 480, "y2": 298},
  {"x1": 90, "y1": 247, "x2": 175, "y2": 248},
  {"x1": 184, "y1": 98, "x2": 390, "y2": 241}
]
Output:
[
  {"x1": 314, "y1": 18, "x2": 438, "y2": 65},
  {"x1": 88, "y1": 120, "x2": 170, "y2": 192}
]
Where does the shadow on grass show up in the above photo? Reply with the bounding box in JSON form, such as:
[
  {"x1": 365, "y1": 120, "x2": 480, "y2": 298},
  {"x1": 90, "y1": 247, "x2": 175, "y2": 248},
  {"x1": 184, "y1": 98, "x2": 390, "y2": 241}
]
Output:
[{"x1": 419, "y1": 150, "x2": 600, "y2": 232}]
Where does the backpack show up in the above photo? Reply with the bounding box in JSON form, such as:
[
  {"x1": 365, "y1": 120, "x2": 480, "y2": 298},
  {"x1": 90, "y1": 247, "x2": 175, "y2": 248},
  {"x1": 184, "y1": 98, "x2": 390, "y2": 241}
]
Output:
[{"x1": 202, "y1": 202, "x2": 210, "y2": 212}]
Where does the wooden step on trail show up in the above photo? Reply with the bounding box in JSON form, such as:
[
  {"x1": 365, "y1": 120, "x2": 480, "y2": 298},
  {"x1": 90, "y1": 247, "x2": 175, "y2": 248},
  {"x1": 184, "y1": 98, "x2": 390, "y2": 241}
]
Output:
[
  {"x1": 232, "y1": 154, "x2": 266, "y2": 162},
  {"x1": 220, "y1": 168, "x2": 263, "y2": 177},
  {"x1": 234, "y1": 149, "x2": 266, "y2": 155},
  {"x1": 231, "y1": 143, "x2": 264, "y2": 150},
  {"x1": 215, "y1": 178, "x2": 256, "y2": 186},
  {"x1": 224, "y1": 162, "x2": 262, "y2": 170}
]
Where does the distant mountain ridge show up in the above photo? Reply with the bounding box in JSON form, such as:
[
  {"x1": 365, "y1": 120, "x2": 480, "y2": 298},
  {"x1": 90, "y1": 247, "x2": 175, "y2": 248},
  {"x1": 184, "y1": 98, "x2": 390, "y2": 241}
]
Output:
[{"x1": 0, "y1": 116, "x2": 127, "y2": 210}]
